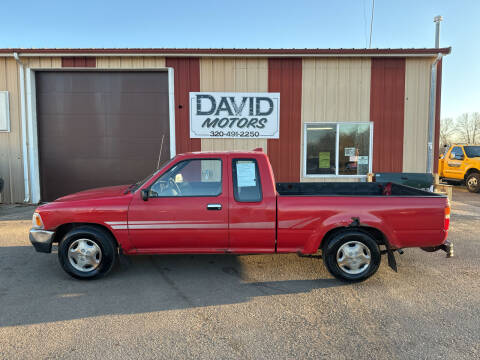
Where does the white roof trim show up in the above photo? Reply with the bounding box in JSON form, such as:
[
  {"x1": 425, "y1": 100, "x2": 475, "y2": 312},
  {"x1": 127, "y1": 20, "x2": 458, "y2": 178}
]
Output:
[{"x1": 0, "y1": 52, "x2": 443, "y2": 58}]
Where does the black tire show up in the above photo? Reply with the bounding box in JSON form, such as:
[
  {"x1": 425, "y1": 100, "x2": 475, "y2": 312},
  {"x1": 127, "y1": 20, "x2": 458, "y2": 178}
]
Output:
[
  {"x1": 466, "y1": 173, "x2": 480, "y2": 193},
  {"x1": 58, "y1": 226, "x2": 117, "y2": 280},
  {"x1": 322, "y1": 230, "x2": 381, "y2": 282}
]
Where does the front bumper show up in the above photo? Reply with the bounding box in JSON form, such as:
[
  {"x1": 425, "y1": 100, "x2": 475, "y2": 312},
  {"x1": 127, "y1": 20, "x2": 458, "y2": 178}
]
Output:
[{"x1": 29, "y1": 228, "x2": 55, "y2": 253}]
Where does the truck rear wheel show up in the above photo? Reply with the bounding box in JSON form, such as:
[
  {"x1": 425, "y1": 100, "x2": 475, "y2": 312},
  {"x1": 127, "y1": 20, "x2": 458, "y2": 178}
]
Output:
[
  {"x1": 58, "y1": 226, "x2": 117, "y2": 280},
  {"x1": 323, "y1": 230, "x2": 381, "y2": 282},
  {"x1": 466, "y1": 173, "x2": 480, "y2": 193}
]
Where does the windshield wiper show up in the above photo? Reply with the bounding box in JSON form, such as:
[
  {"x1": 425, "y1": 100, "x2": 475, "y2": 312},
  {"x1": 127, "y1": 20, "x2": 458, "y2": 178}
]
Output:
[{"x1": 124, "y1": 183, "x2": 139, "y2": 194}]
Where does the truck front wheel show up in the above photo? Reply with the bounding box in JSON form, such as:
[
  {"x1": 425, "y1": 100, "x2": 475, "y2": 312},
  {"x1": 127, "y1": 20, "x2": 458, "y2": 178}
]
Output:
[
  {"x1": 466, "y1": 173, "x2": 480, "y2": 193},
  {"x1": 58, "y1": 226, "x2": 117, "y2": 280},
  {"x1": 323, "y1": 230, "x2": 381, "y2": 282}
]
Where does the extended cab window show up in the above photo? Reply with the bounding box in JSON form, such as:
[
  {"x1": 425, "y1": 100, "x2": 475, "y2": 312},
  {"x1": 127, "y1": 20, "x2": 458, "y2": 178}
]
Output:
[
  {"x1": 464, "y1": 146, "x2": 480, "y2": 158},
  {"x1": 232, "y1": 159, "x2": 262, "y2": 202},
  {"x1": 149, "y1": 159, "x2": 222, "y2": 197}
]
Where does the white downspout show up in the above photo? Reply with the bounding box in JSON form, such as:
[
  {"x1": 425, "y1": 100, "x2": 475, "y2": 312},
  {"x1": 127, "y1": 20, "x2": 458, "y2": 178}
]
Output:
[
  {"x1": 168, "y1": 67, "x2": 176, "y2": 158},
  {"x1": 26, "y1": 70, "x2": 41, "y2": 203},
  {"x1": 13, "y1": 52, "x2": 30, "y2": 203},
  {"x1": 426, "y1": 53, "x2": 443, "y2": 174}
]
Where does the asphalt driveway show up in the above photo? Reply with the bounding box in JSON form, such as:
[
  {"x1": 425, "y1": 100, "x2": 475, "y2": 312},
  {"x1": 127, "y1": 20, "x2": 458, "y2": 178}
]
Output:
[{"x1": 0, "y1": 187, "x2": 479, "y2": 359}]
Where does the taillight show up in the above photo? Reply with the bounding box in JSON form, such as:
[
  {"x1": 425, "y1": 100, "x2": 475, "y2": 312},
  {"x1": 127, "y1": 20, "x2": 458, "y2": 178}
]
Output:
[{"x1": 444, "y1": 202, "x2": 451, "y2": 231}]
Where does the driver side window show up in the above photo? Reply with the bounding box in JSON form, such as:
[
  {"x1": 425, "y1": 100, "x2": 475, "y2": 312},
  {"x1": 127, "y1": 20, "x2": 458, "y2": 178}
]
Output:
[
  {"x1": 149, "y1": 159, "x2": 222, "y2": 197},
  {"x1": 450, "y1": 147, "x2": 464, "y2": 160}
]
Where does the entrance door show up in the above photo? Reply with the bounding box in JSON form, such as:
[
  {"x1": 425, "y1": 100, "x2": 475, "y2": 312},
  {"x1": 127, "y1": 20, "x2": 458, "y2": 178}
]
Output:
[{"x1": 128, "y1": 158, "x2": 228, "y2": 252}]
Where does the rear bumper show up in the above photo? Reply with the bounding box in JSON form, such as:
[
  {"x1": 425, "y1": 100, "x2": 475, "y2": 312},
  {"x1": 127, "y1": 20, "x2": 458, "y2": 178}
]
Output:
[
  {"x1": 421, "y1": 240, "x2": 454, "y2": 258},
  {"x1": 29, "y1": 229, "x2": 55, "y2": 253},
  {"x1": 441, "y1": 240, "x2": 454, "y2": 257}
]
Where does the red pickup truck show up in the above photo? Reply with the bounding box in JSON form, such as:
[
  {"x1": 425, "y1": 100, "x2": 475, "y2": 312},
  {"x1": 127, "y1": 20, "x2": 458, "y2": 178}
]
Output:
[{"x1": 30, "y1": 149, "x2": 452, "y2": 282}]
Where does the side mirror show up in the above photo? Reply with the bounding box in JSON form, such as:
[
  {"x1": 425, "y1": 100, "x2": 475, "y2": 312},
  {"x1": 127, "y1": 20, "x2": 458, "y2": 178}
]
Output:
[{"x1": 141, "y1": 189, "x2": 149, "y2": 201}]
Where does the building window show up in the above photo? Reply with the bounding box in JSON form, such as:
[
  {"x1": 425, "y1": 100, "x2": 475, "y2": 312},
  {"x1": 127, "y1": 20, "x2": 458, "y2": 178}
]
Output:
[{"x1": 304, "y1": 122, "x2": 373, "y2": 177}]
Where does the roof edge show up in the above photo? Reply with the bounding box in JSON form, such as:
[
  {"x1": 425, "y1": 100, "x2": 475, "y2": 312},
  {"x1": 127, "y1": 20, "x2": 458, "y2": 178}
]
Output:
[{"x1": 0, "y1": 47, "x2": 452, "y2": 57}]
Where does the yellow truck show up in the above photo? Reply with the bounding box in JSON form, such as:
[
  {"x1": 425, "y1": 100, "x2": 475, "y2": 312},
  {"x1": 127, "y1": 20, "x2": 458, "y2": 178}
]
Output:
[{"x1": 439, "y1": 144, "x2": 480, "y2": 193}]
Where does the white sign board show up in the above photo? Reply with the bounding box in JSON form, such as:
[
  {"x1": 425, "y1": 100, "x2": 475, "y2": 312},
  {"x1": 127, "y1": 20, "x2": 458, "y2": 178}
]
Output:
[
  {"x1": 358, "y1": 156, "x2": 369, "y2": 165},
  {"x1": 344, "y1": 147, "x2": 356, "y2": 157},
  {"x1": 190, "y1": 92, "x2": 280, "y2": 138}
]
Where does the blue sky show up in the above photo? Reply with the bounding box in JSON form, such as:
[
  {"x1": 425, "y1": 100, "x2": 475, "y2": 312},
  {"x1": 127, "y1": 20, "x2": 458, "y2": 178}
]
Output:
[{"x1": 1, "y1": 0, "x2": 478, "y2": 119}]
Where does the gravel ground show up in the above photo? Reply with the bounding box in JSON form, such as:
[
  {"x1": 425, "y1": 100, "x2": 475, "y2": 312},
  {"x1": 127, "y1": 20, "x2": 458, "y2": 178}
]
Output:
[{"x1": 0, "y1": 187, "x2": 479, "y2": 359}]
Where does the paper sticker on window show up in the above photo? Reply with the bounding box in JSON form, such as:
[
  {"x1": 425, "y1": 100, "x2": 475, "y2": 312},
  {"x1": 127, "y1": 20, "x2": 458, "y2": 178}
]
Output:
[
  {"x1": 236, "y1": 161, "x2": 256, "y2": 187},
  {"x1": 344, "y1": 147, "x2": 356, "y2": 157},
  {"x1": 349, "y1": 156, "x2": 358, "y2": 162},
  {"x1": 358, "y1": 156, "x2": 369, "y2": 165},
  {"x1": 318, "y1": 152, "x2": 330, "y2": 168}
]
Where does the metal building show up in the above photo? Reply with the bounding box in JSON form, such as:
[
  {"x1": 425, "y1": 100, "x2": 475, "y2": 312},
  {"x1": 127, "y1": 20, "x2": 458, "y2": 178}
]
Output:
[{"x1": 0, "y1": 47, "x2": 450, "y2": 203}]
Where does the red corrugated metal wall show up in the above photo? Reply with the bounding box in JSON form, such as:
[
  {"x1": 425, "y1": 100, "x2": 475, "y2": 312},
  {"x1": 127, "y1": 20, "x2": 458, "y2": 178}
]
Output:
[
  {"x1": 267, "y1": 58, "x2": 302, "y2": 182},
  {"x1": 370, "y1": 58, "x2": 406, "y2": 172},
  {"x1": 61, "y1": 57, "x2": 96, "y2": 67},
  {"x1": 434, "y1": 59, "x2": 442, "y2": 173},
  {"x1": 166, "y1": 57, "x2": 201, "y2": 154}
]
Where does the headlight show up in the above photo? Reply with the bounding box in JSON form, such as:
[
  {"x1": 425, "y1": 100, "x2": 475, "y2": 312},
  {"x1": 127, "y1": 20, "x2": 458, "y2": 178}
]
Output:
[{"x1": 32, "y1": 212, "x2": 44, "y2": 229}]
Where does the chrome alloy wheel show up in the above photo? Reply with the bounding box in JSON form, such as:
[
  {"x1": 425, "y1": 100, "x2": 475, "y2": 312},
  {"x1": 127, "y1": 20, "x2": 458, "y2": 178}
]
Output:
[
  {"x1": 68, "y1": 238, "x2": 102, "y2": 272},
  {"x1": 336, "y1": 241, "x2": 371, "y2": 275},
  {"x1": 467, "y1": 176, "x2": 478, "y2": 188}
]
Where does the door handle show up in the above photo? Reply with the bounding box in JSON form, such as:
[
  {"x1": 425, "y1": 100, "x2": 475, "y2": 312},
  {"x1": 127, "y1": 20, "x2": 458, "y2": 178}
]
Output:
[{"x1": 207, "y1": 204, "x2": 222, "y2": 210}]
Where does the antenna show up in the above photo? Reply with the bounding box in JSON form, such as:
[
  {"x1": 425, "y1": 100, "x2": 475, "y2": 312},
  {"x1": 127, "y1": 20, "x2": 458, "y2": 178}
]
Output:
[
  {"x1": 156, "y1": 134, "x2": 165, "y2": 169},
  {"x1": 369, "y1": 0, "x2": 375, "y2": 48}
]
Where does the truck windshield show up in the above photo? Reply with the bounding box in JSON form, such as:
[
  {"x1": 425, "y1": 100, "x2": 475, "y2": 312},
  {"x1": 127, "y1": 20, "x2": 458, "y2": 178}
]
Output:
[
  {"x1": 126, "y1": 156, "x2": 176, "y2": 193},
  {"x1": 464, "y1": 146, "x2": 480, "y2": 158}
]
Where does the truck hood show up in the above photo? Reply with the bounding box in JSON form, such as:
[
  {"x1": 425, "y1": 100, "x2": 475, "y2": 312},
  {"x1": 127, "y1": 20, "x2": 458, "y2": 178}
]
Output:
[{"x1": 54, "y1": 185, "x2": 131, "y2": 202}]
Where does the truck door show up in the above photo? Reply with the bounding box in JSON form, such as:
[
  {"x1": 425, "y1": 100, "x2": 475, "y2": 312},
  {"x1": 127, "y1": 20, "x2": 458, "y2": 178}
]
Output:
[
  {"x1": 228, "y1": 156, "x2": 276, "y2": 253},
  {"x1": 443, "y1": 146, "x2": 466, "y2": 179},
  {"x1": 128, "y1": 157, "x2": 229, "y2": 252}
]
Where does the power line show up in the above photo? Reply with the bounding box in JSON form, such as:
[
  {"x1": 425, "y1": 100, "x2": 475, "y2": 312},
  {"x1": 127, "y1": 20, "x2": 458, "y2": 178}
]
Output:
[
  {"x1": 369, "y1": 0, "x2": 375, "y2": 48},
  {"x1": 363, "y1": 0, "x2": 368, "y2": 48}
]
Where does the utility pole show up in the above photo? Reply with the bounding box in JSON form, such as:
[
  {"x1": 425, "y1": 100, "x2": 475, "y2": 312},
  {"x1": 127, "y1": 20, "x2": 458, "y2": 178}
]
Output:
[
  {"x1": 426, "y1": 16, "x2": 443, "y2": 174},
  {"x1": 434, "y1": 15, "x2": 443, "y2": 48}
]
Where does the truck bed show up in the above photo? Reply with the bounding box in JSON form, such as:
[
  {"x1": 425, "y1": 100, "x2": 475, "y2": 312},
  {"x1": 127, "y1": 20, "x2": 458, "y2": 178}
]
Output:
[
  {"x1": 275, "y1": 182, "x2": 448, "y2": 253},
  {"x1": 276, "y1": 182, "x2": 442, "y2": 197}
]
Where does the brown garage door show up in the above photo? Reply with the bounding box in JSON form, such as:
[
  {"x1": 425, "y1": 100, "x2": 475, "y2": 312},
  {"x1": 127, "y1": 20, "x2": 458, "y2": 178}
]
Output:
[{"x1": 36, "y1": 71, "x2": 170, "y2": 201}]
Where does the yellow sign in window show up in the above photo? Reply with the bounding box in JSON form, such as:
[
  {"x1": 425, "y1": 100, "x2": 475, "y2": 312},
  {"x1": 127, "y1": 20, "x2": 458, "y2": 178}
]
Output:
[{"x1": 318, "y1": 152, "x2": 330, "y2": 168}]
